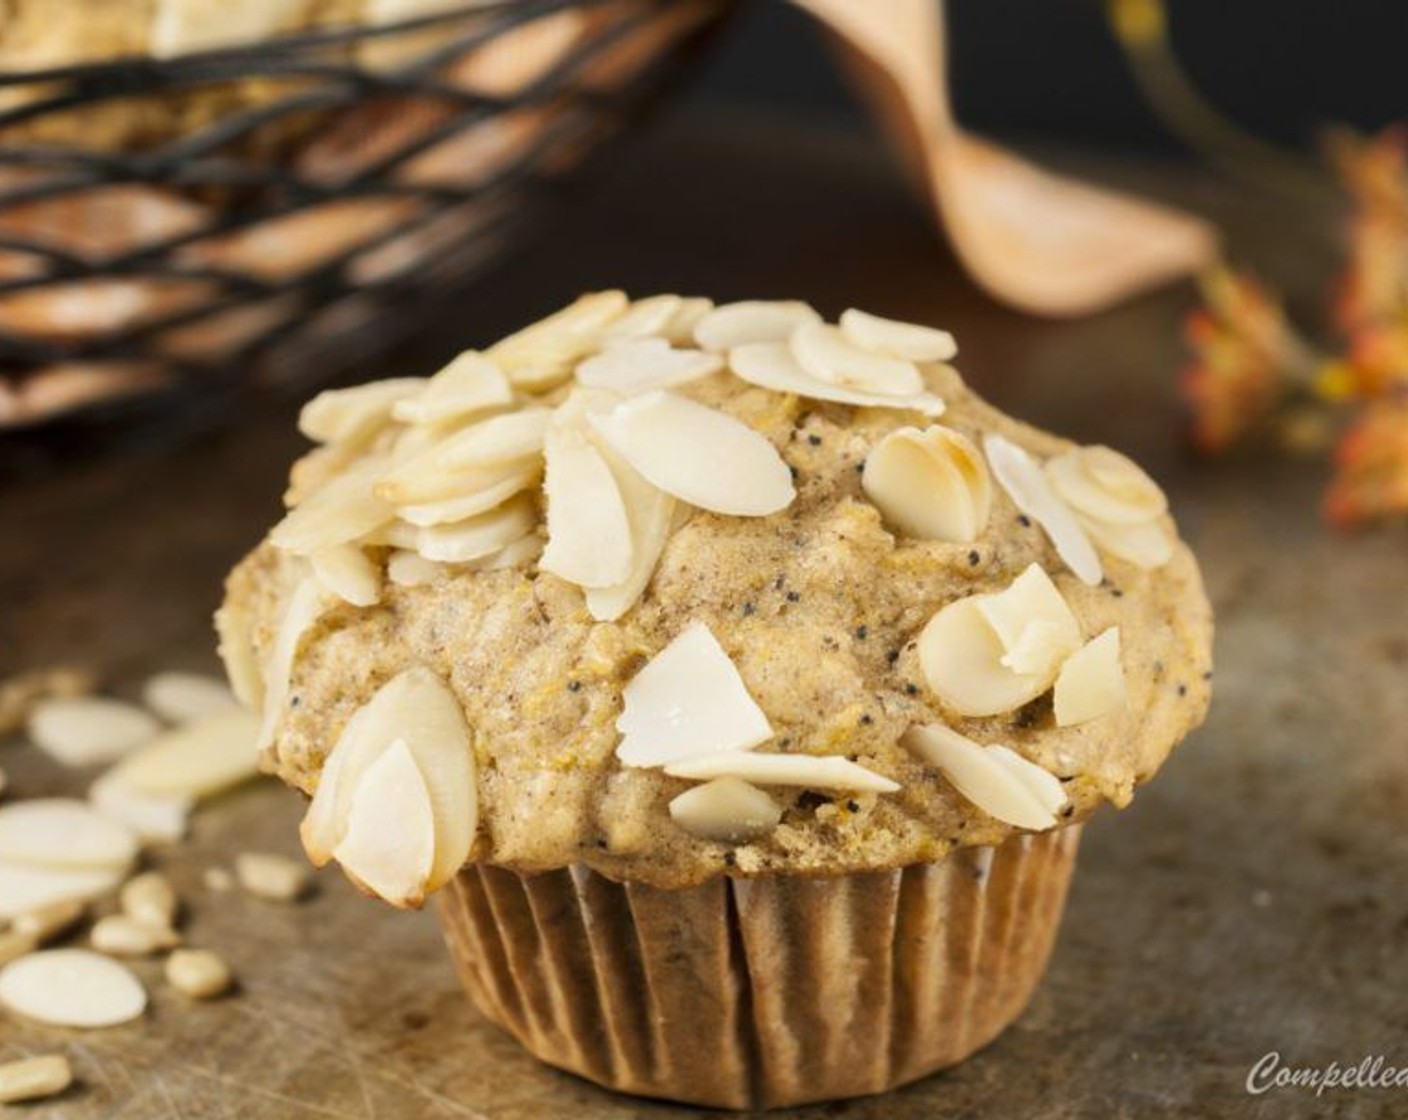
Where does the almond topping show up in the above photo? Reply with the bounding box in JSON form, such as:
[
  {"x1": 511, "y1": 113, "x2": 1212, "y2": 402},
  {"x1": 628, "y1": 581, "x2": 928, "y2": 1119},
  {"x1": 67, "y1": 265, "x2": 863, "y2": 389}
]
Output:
[
  {"x1": 28, "y1": 697, "x2": 160, "y2": 768},
  {"x1": 432, "y1": 408, "x2": 552, "y2": 470},
  {"x1": 142, "y1": 672, "x2": 239, "y2": 723},
  {"x1": 862, "y1": 424, "x2": 991, "y2": 542},
  {"x1": 0, "y1": 799, "x2": 138, "y2": 872},
  {"x1": 1082, "y1": 516, "x2": 1174, "y2": 569},
  {"x1": 692, "y1": 299, "x2": 821, "y2": 352},
  {"x1": 1054, "y1": 628, "x2": 1126, "y2": 726},
  {"x1": 588, "y1": 391, "x2": 795, "y2": 517},
  {"x1": 903, "y1": 724, "x2": 1066, "y2": 830},
  {"x1": 616, "y1": 622, "x2": 772, "y2": 767},
  {"x1": 728, "y1": 341, "x2": 947, "y2": 415},
  {"x1": 392, "y1": 461, "x2": 541, "y2": 526},
  {"x1": 665, "y1": 753, "x2": 899, "y2": 793},
  {"x1": 584, "y1": 441, "x2": 676, "y2": 622},
  {"x1": 256, "y1": 578, "x2": 326, "y2": 752},
  {"x1": 386, "y1": 550, "x2": 444, "y2": 588},
  {"x1": 331, "y1": 739, "x2": 436, "y2": 908},
  {"x1": 984, "y1": 434, "x2": 1102, "y2": 586},
  {"x1": 298, "y1": 378, "x2": 425, "y2": 445},
  {"x1": 269, "y1": 455, "x2": 393, "y2": 555},
  {"x1": 661, "y1": 296, "x2": 715, "y2": 344},
  {"x1": 576, "y1": 338, "x2": 723, "y2": 395},
  {"x1": 603, "y1": 294, "x2": 685, "y2": 339},
  {"x1": 790, "y1": 321, "x2": 924, "y2": 395},
  {"x1": 414, "y1": 495, "x2": 537, "y2": 564},
  {"x1": 0, "y1": 949, "x2": 147, "y2": 1028},
  {"x1": 310, "y1": 544, "x2": 380, "y2": 607},
  {"x1": 215, "y1": 601, "x2": 263, "y2": 711},
  {"x1": 487, "y1": 291, "x2": 629, "y2": 383},
  {"x1": 1046, "y1": 445, "x2": 1167, "y2": 525},
  {"x1": 974, "y1": 564, "x2": 1082, "y2": 679},
  {"x1": 839, "y1": 308, "x2": 958, "y2": 362},
  {"x1": 668, "y1": 778, "x2": 781, "y2": 843},
  {"x1": 540, "y1": 427, "x2": 634, "y2": 588},
  {"x1": 390, "y1": 351, "x2": 513, "y2": 426}
]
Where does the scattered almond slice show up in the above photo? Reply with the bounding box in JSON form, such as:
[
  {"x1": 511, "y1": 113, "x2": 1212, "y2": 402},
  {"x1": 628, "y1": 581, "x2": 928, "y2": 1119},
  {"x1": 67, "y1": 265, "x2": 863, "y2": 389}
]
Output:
[
  {"x1": 588, "y1": 391, "x2": 795, "y2": 517},
  {"x1": 692, "y1": 299, "x2": 822, "y2": 352},
  {"x1": 392, "y1": 461, "x2": 542, "y2": 526},
  {"x1": 142, "y1": 672, "x2": 239, "y2": 723},
  {"x1": 1081, "y1": 514, "x2": 1175, "y2": 570},
  {"x1": 1054, "y1": 628, "x2": 1126, "y2": 726},
  {"x1": 165, "y1": 948, "x2": 233, "y2": 999},
  {"x1": 861, "y1": 424, "x2": 991, "y2": 542},
  {"x1": 12, "y1": 900, "x2": 86, "y2": 944},
  {"x1": 0, "y1": 949, "x2": 147, "y2": 1028},
  {"x1": 256, "y1": 578, "x2": 327, "y2": 752},
  {"x1": 235, "y1": 853, "x2": 308, "y2": 902},
  {"x1": 112, "y1": 709, "x2": 261, "y2": 801},
  {"x1": 984, "y1": 434, "x2": 1102, "y2": 586},
  {"x1": 902, "y1": 724, "x2": 1065, "y2": 830},
  {"x1": 1046, "y1": 446, "x2": 1167, "y2": 525},
  {"x1": 839, "y1": 308, "x2": 957, "y2": 362},
  {"x1": 0, "y1": 1054, "x2": 72, "y2": 1104},
  {"x1": 540, "y1": 427, "x2": 634, "y2": 588},
  {"x1": 616, "y1": 621, "x2": 772, "y2": 767},
  {"x1": 121, "y1": 872, "x2": 179, "y2": 930},
  {"x1": 215, "y1": 601, "x2": 264, "y2": 712},
  {"x1": 487, "y1": 291, "x2": 629, "y2": 385},
  {"x1": 414, "y1": 495, "x2": 537, "y2": 564},
  {"x1": 790, "y1": 321, "x2": 924, "y2": 395},
  {"x1": 584, "y1": 442, "x2": 676, "y2": 622},
  {"x1": 602, "y1": 294, "x2": 684, "y2": 339},
  {"x1": 331, "y1": 739, "x2": 436, "y2": 908},
  {"x1": 390, "y1": 351, "x2": 513, "y2": 426},
  {"x1": 0, "y1": 861, "x2": 126, "y2": 921},
  {"x1": 974, "y1": 563, "x2": 1082, "y2": 679},
  {"x1": 668, "y1": 778, "x2": 781, "y2": 843},
  {"x1": 0, "y1": 799, "x2": 138, "y2": 872},
  {"x1": 576, "y1": 338, "x2": 723, "y2": 395},
  {"x1": 432, "y1": 408, "x2": 552, "y2": 470},
  {"x1": 661, "y1": 297, "x2": 715, "y2": 344},
  {"x1": 298, "y1": 378, "x2": 426, "y2": 445},
  {"x1": 89, "y1": 771, "x2": 190, "y2": 844},
  {"x1": 386, "y1": 550, "x2": 444, "y2": 588},
  {"x1": 91, "y1": 914, "x2": 179, "y2": 957},
  {"x1": 729, "y1": 341, "x2": 946, "y2": 415},
  {"x1": 28, "y1": 697, "x2": 160, "y2": 768},
  {"x1": 918, "y1": 598, "x2": 1051, "y2": 717},
  {"x1": 310, "y1": 544, "x2": 381, "y2": 607},
  {"x1": 665, "y1": 752, "x2": 899, "y2": 793},
  {"x1": 301, "y1": 667, "x2": 474, "y2": 893},
  {"x1": 269, "y1": 455, "x2": 393, "y2": 556},
  {"x1": 378, "y1": 443, "x2": 537, "y2": 505}
]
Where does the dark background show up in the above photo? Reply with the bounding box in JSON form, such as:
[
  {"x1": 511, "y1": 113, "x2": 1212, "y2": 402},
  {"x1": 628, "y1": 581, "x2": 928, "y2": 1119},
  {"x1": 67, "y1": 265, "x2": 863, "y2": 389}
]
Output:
[{"x1": 686, "y1": 2, "x2": 1408, "y2": 152}]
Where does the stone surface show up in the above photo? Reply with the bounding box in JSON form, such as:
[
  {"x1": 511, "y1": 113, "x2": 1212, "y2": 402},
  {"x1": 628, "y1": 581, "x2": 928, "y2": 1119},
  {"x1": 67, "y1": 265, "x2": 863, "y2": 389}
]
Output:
[{"x1": 0, "y1": 112, "x2": 1405, "y2": 1119}]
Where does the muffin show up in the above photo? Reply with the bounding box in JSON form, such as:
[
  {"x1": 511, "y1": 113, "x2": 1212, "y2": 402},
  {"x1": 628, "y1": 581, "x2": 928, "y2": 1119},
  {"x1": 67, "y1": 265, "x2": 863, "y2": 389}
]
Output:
[{"x1": 218, "y1": 293, "x2": 1213, "y2": 1109}]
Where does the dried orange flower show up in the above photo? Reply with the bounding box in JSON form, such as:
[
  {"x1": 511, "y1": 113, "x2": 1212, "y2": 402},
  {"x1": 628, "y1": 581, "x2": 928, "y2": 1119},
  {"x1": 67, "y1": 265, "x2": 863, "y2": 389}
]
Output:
[
  {"x1": 1324, "y1": 396, "x2": 1408, "y2": 528},
  {"x1": 1180, "y1": 267, "x2": 1306, "y2": 452},
  {"x1": 1328, "y1": 128, "x2": 1408, "y2": 335}
]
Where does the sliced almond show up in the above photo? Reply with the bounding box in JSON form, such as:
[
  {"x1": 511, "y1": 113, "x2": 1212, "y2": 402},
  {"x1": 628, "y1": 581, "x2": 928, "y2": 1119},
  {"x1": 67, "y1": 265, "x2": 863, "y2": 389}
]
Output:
[
  {"x1": 379, "y1": 441, "x2": 537, "y2": 505},
  {"x1": 331, "y1": 739, "x2": 436, "y2": 908},
  {"x1": 488, "y1": 291, "x2": 629, "y2": 386},
  {"x1": 616, "y1": 621, "x2": 772, "y2": 767},
  {"x1": 298, "y1": 378, "x2": 425, "y2": 445},
  {"x1": 12, "y1": 899, "x2": 87, "y2": 944},
  {"x1": 1081, "y1": 515, "x2": 1175, "y2": 570},
  {"x1": 301, "y1": 667, "x2": 474, "y2": 893},
  {"x1": 588, "y1": 391, "x2": 794, "y2": 517},
  {"x1": 0, "y1": 799, "x2": 138, "y2": 872},
  {"x1": 91, "y1": 914, "x2": 179, "y2": 957},
  {"x1": 918, "y1": 598, "x2": 1052, "y2": 717},
  {"x1": 790, "y1": 321, "x2": 924, "y2": 395},
  {"x1": 310, "y1": 544, "x2": 381, "y2": 607},
  {"x1": 665, "y1": 752, "x2": 899, "y2": 793},
  {"x1": 257, "y1": 577, "x2": 327, "y2": 752},
  {"x1": 120, "y1": 871, "x2": 179, "y2": 930},
  {"x1": 392, "y1": 461, "x2": 542, "y2": 526},
  {"x1": 415, "y1": 495, "x2": 537, "y2": 564},
  {"x1": 668, "y1": 778, "x2": 781, "y2": 843},
  {"x1": 729, "y1": 341, "x2": 947, "y2": 415},
  {"x1": 603, "y1": 294, "x2": 684, "y2": 339},
  {"x1": 839, "y1": 308, "x2": 958, "y2": 362},
  {"x1": 269, "y1": 455, "x2": 393, "y2": 555},
  {"x1": 540, "y1": 427, "x2": 634, "y2": 588},
  {"x1": 903, "y1": 724, "x2": 1065, "y2": 830},
  {"x1": 28, "y1": 697, "x2": 160, "y2": 768},
  {"x1": 1046, "y1": 445, "x2": 1167, "y2": 525},
  {"x1": 0, "y1": 861, "x2": 125, "y2": 922},
  {"x1": 661, "y1": 297, "x2": 715, "y2": 344},
  {"x1": 215, "y1": 601, "x2": 264, "y2": 712},
  {"x1": 0, "y1": 1054, "x2": 72, "y2": 1104},
  {"x1": 473, "y1": 532, "x2": 542, "y2": 571},
  {"x1": 974, "y1": 563, "x2": 1082, "y2": 679},
  {"x1": 391, "y1": 351, "x2": 513, "y2": 426},
  {"x1": 0, "y1": 949, "x2": 147, "y2": 1028},
  {"x1": 584, "y1": 442, "x2": 676, "y2": 622},
  {"x1": 432, "y1": 408, "x2": 552, "y2": 470},
  {"x1": 386, "y1": 550, "x2": 444, "y2": 588},
  {"x1": 165, "y1": 948, "x2": 233, "y2": 1000},
  {"x1": 114, "y1": 708, "x2": 261, "y2": 801},
  {"x1": 88, "y1": 771, "x2": 190, "y2": 844},
  {"x1": 692, "y1": 299, "x2": 821, "y2": 352},
  {"x1": 235, "y1": 852, "x2": 308, "y2": 902},
  {"x1": 576, "y1": 338, "x2": 723, "y2": 395},
  {"x1": 142, "y1": 672, "x2": 240, "y2": 724},
  {"x1": 984, "y1": 434, "x2": 1102, "y2": 586},
  {"x1": 862, "y1": 424, "x2": 991, "y2": 542},
  {"x1": 1054, "y1": 628, "x2": 1126, "y2": 726}
]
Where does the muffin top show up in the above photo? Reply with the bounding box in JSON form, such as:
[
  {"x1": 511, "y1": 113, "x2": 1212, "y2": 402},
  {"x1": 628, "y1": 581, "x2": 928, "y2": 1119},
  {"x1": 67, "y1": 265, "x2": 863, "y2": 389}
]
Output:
[{"x1": 219, "y1": 293, "x2": 1213, "y2": 898}]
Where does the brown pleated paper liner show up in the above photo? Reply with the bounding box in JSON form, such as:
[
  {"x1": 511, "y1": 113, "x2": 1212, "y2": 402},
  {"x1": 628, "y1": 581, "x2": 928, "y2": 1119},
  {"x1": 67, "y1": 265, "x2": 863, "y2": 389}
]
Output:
[{"x1": 439, "y1": 824, "x2": 1082, "y2": 1110}]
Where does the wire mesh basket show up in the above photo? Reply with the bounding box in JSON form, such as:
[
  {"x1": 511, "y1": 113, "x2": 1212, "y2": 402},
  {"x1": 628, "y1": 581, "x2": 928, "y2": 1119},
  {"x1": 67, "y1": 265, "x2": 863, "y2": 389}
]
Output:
[{"x1": 0, "y1": 0, "x2": 731, "y2": 462}]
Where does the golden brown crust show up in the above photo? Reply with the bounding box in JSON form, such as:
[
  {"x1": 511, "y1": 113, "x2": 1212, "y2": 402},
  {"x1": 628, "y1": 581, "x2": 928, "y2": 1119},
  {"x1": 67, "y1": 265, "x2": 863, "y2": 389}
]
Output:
[{"x1": 225, "y1": 362, "x2": 1214, "y2": 890}]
